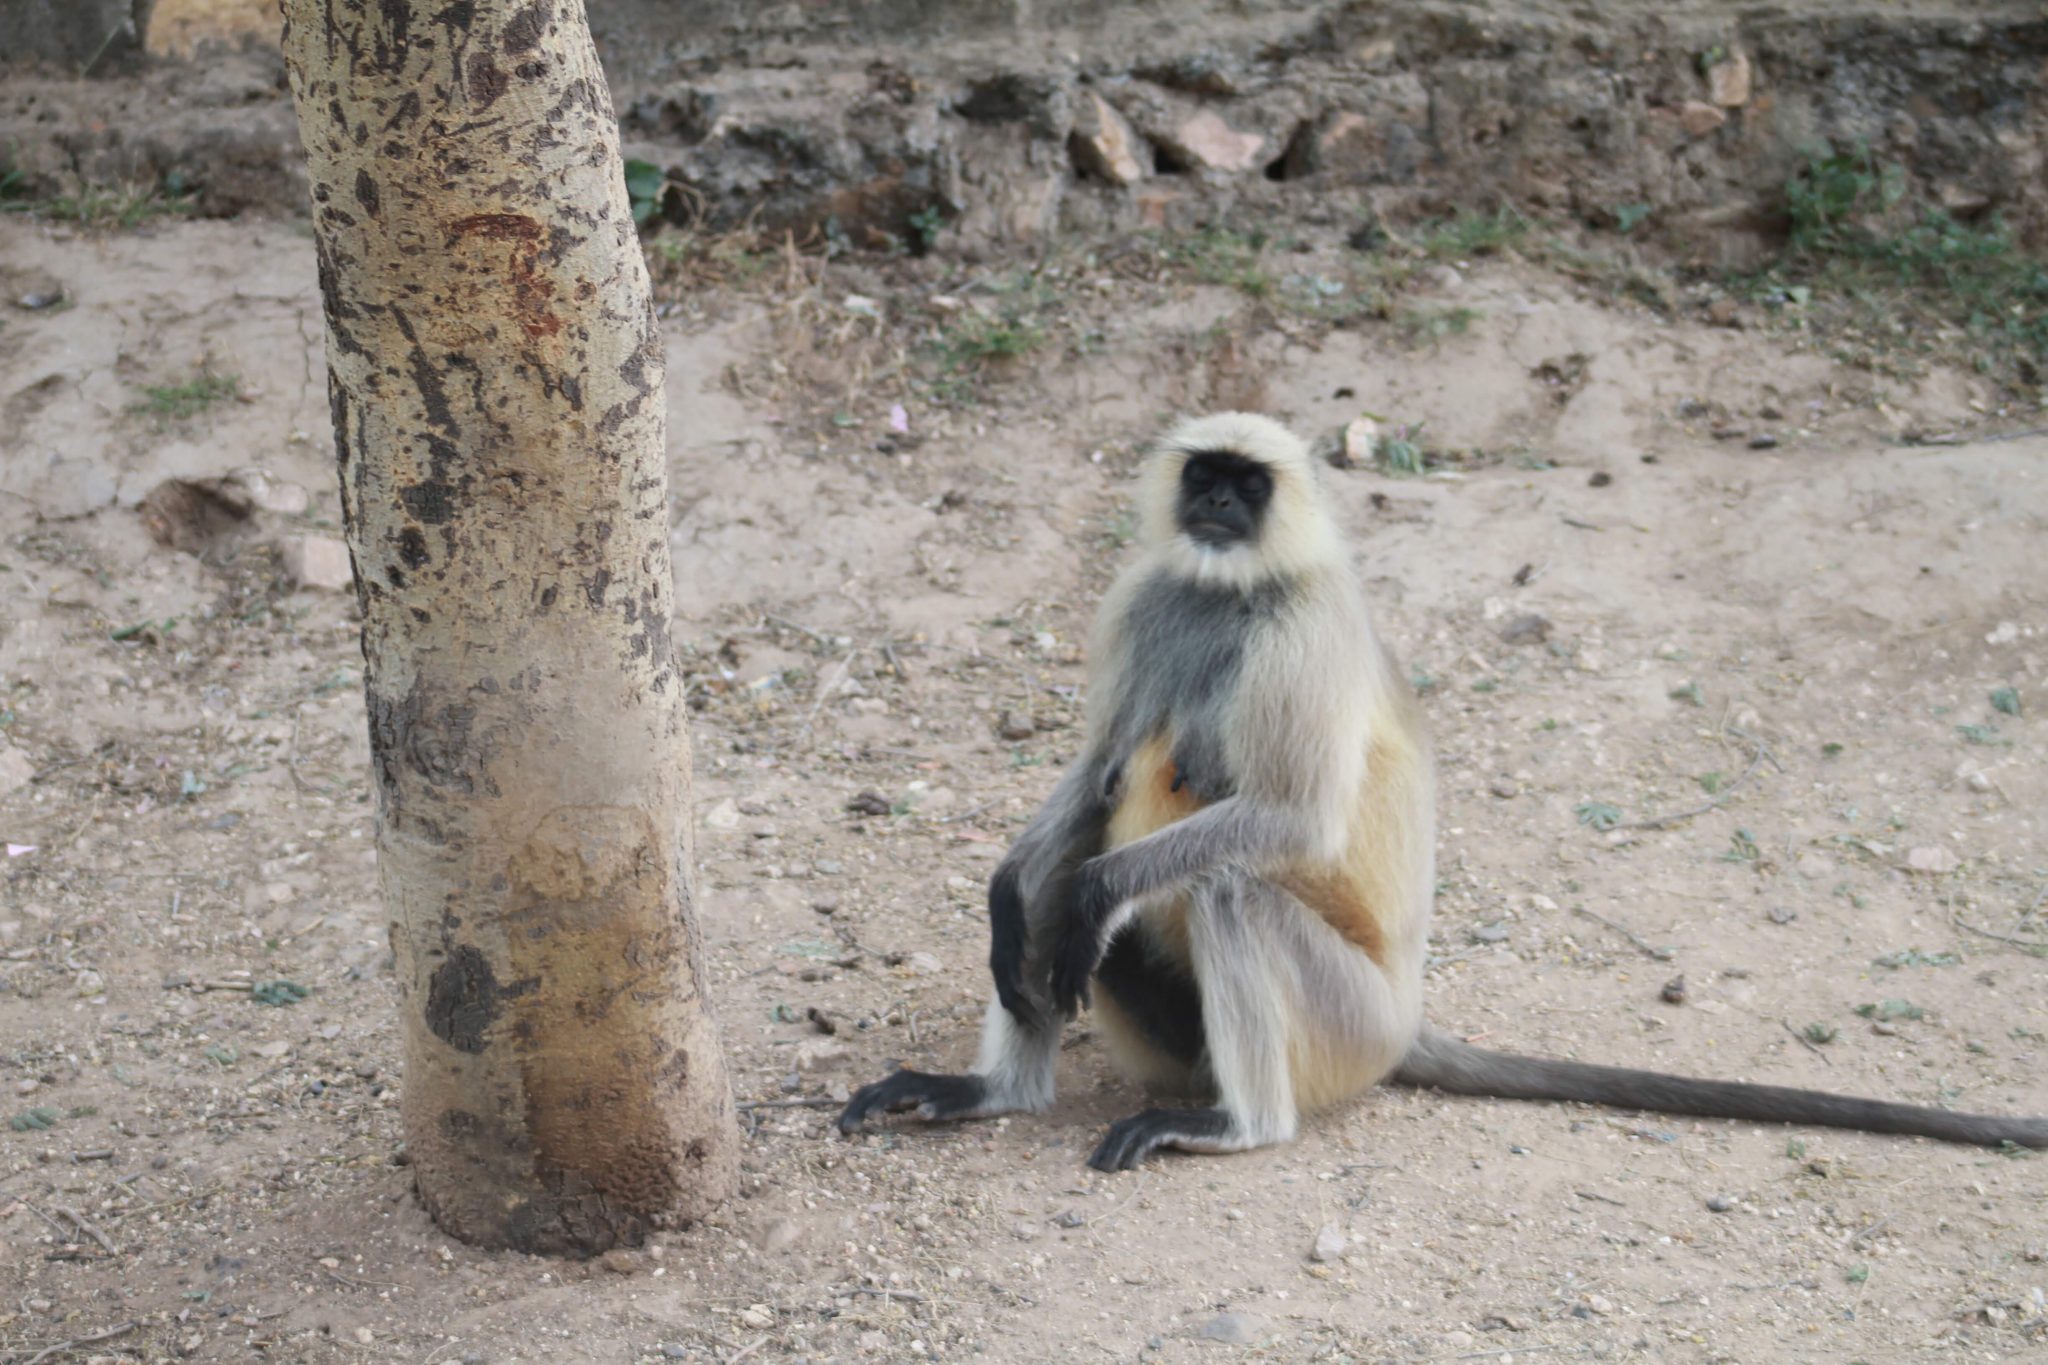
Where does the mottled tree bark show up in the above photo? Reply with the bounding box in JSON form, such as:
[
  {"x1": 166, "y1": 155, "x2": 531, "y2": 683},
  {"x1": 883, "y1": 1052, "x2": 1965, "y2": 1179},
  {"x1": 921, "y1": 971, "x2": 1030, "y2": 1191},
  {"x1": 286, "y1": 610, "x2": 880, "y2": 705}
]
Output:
[{"x1": 280, "y1": 0, "x2": 737, "y2": 1254}]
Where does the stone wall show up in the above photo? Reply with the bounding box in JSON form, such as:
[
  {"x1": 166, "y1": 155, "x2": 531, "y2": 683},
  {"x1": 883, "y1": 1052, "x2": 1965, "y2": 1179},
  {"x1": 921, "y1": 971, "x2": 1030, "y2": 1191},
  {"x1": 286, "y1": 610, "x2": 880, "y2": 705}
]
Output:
[{"x1": 1, "y1": 1, "x2": 2042, "y2": 257}]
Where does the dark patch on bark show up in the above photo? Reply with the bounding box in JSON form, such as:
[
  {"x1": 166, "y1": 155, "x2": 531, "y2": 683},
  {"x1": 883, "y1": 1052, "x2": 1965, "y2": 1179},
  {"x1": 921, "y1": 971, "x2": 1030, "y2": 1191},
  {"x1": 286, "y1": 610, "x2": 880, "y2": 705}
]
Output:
[
  {"x1": 385, "y1": 564, "x2": 406, "y2": 588},
  {"x1": 502, "y1": 1, "x2": 552, "y2": 54},
  {"x1": 447, "y1": 211, "x2": 543, "y2": 243},
  {"x1": 433, "y1": 1, "x2": 475, "y2": 32},
  {"x1": 397, "y1": 526, "x2": 431, "y2": 569},
  {"x1": 384, "y1": 90, "x2": 422, "y2": 131},
  {"x1": 467, "y1": 51, "x2": 507, "y2": 108},
  {"x1": 539, "y1": 584, "x2": 557, "y2": 610},
  {"x1": 584, "y1": 566, "x2": 611, "y2": 607},
  {"x1": 401, "y1": 480, "x2": 456, "y2": 524},
  {"x1": 397, "y1": 326, "x2": 458, "y2": 436},
  {"x1": 686, "y1": 1138, "x2": 711, "y2": 1165},
  {"x1": 313, "y1": 238, "x2": 368, "y2": 359},
  {"x1": 442, "y1": 1108, "x2": 481, "y2": 1138},
  {"x1": 374, "y1": 0, "x2": 412, "y2": 71},
  {"x1": 320, "y1": 205, "x2": 358, "y2": 229},
  {"x1": 411, "y1": 607, "x2": 431, "y2": 624},
  {"x1": 425, "y1": 945, "x2": 498, "y2": 1054},
  {"x1": 353, "y1": 169, "x2": 380, "y2": 217}
]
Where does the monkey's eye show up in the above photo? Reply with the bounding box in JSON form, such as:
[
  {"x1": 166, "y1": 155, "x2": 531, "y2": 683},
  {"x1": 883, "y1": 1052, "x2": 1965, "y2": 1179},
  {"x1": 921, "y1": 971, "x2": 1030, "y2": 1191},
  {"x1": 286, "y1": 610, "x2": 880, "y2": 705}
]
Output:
[
  {"x1": 1184, "y1": 463, "x2": 1215, "y2": 491},
  {"x1": 1239, "y1": 470, "x2": 1271, "y2": 502}
]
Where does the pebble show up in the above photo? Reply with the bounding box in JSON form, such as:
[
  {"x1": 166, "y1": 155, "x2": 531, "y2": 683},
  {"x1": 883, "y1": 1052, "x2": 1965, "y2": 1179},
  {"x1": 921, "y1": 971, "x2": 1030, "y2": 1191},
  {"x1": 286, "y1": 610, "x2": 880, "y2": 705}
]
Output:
[
  {"x1": 1660, "y1": 974, "x2": 1687, "y2": 1005},
  {"x1": 1470, "y1": 923, "x2": 1509, "y2": 944},
  {"x1": 813, "y1": 860, "x2": 844, "y2": 876},
  {"x1": 1310, "y1": 1222, "x2": 1346, "y2": 1262},
  {"x1": 1197, "y1": 1313, "x2": 1270, "y2": 1347},
  {"x1": 702, "y1": 799, "x2": 741, "y2": 830},
  {"x1": 1706, "y1": 1194, "x2": 1736, "y2": 1212},
  {"x1": 280, "y1": 535, "x2": 356, "y2": 591},
  {"x1": 1905, "y1": 845, "x2": 1959, "y2": 875},
  {"x1": 739, "y1": 1304, "x2": 774, "y2": 1329},
  {"x1": 1501, "y1": 612, "x2": 1554, "y2": 645},
  {"x1": 996, "y1": 710, "x2": 1036, "y2": 741},
  {"x1": 1488, "y1": 777, "x2": 1519, "y2": 798}
]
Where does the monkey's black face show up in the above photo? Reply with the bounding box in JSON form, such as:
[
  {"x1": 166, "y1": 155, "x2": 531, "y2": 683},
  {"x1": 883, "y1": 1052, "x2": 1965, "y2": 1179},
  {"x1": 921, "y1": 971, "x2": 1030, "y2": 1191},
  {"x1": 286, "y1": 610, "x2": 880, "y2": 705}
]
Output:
[{"x1": 1177, "y1": 451, "x2": 1274, "y2": 548}]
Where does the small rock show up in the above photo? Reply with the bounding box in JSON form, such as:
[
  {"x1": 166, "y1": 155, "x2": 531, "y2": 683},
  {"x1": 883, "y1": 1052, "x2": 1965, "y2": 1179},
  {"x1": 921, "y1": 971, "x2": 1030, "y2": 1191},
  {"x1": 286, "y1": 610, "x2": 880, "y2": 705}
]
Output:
[
  {"x1": 280, "y1": 535, "x2": 355, "y2": 591},
  {"x1": 845, "y1": 790, "x2": 893, "y2": 817},
  {"x1": 252, "y1": 1039, "x2": 292, "y2": 1059},
  {"x1": 996, "y1": 710, "x2": 1036, "y2": 741},
  {"x1": 813, "y1": 860, "x2": 844, "y2": 877},
  {"x1": 599, "y1": 1247, "x2": 641, "y2": 1275},
  {"x1": 811, "y1": 897, "x2": 840, "y2": 915},
  {"x1": 355, "y1": 1328, "x2": 375, "y2": 1345},
  {"x1": 223, "y1": 469, "x2": 311, "y2": 516},
  {"x1": 1747, "y1": 432, "x2": 1779, "y2": 450},
  {"x1": 1070, "y1": 91, "x2": 1146, "y2": 186},
  {"x1": 15, "y1": 287, "x2": 64, "y2": 310},
  {"x1": 1705, "y1": 1193, "x2": 1736, "y2": 1213},
  {"x1": 1338, "y1": 415, "x2": 1379, "y2": 469},
  {"x1": 739, "y1": 1304, "x2": 774, "y2": 1329},
  {"x1": 1707, "y1": 50, "x2": 1752, "y2": 106},
  {"x1": 1660, "y1": 975, "x2": 1687, "y2": 1005},
  {"x1": 1010, "y1": 1219, "x2": 1039, "y2": 1241},
  {"x1": 0, "y1": 740, "x2": 35, "y2": 799},
  {"x1": 1310, "y1": 1222, "x2": 1346, "y2": 1262},
  {"x1": 1052, "y1": 1208, "x2": 1086, "y2": 1229},
  {"x1": 1197, "y1": 1313, "x2": 1271, "y2": 1347},
  {"x1": 793, "y1": 1037, "x2": 849, "y2": 1072},
  {"x1": 1499, "y1": 614, "x2": 1551, "y2": 646},
  {"x1": 1766, "y1": 905, "x2": 1798, "y2": 925},
  {"x1": 1469, "y1": 923, "x2": 1509, "y2": 944},
  {"x1": 1165, "y1": 111, "x2": 1265, "y2": 173},
  {"x1": 1489, "y1": 777, "x2": 1519, "y2": 799},
  {"x1": 1583, "y1": 1294, "x2": 1614, "y2": 1315},
  {"x1": 1960, "y1": 768, "x2": 1994, "y2": 794},
  {"x1": 906, "y1": 951, "x2": 944, "y2": 975},
  {"x1": 1905, "y1": 846, "x2": 1959, "y2": 876},
  {"x1": 760, "y1": 1218, "x2": 803, "y2": 1255},
  {"x1": 1704, "y1": 297, "x2": 1742, "y2": 327},
  {"x1": 1678, "y1": 100, "x2": 1727, "y2": 137},
  {"x1": 703, "y1": 799, "x2": 741, "y2": 830}
]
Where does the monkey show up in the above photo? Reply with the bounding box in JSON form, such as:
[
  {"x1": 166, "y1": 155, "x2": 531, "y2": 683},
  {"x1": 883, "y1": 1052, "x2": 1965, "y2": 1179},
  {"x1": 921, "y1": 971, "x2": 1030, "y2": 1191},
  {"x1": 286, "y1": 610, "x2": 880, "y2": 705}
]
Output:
[{"x1": 837, "y1": 412, "x2": 2048, "y2": 1172}]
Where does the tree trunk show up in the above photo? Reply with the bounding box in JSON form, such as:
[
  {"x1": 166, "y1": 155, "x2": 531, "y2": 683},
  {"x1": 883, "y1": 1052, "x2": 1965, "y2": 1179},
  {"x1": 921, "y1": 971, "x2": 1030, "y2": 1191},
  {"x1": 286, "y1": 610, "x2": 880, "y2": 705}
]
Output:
[{"x1": 280, "y1": 0, "x2": 738, "y2": 1254}]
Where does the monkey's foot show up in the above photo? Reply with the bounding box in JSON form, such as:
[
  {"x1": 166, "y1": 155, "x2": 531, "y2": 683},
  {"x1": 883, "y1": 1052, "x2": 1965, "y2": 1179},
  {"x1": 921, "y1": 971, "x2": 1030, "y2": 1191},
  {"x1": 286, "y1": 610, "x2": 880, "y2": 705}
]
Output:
[
  {"x1": 836, "y1": 1070, "x2": 989, "y2": 1135},
  {"x1": 1087, "y1": 1107, "x2": 1235, "y2": 1171}
]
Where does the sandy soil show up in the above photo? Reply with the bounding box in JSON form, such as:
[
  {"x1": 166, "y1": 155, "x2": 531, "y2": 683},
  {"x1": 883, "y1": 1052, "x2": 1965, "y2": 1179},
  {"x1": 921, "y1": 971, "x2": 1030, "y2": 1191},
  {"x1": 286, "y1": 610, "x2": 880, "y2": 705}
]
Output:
[{"x1": 1, "y1": 213, "x2": 2044, "y2": 1364}]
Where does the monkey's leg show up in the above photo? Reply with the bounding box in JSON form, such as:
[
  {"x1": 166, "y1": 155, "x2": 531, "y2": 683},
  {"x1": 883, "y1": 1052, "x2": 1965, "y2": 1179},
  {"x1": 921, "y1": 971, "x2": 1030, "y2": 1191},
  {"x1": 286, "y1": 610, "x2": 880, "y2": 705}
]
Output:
[
  {"x1": 837, "y1": 995, "x2": 1060, "y2": 1135},
  {"x1": 1088, "y1": 874, "x2": 1300, "y2": 1171}
]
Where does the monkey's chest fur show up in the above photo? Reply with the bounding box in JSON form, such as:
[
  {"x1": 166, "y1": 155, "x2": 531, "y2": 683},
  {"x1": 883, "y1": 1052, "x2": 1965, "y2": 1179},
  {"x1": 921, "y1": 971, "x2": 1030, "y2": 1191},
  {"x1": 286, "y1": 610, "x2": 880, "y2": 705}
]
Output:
[{"x1": 1087, "y1": 574, "x2": 1395, "y2": 1092}]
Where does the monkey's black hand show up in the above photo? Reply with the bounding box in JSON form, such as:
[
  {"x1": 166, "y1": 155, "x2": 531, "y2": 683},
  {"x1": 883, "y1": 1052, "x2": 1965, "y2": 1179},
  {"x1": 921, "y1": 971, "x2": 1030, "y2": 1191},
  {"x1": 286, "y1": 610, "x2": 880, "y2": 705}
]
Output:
[
  {"x1": 1051, "y1": 859, "x2": 1120, "y2": 1018},
  {"x1": 986, "y1": 860, "x2": 1038, "y2": 1029},
  {"x1": 837, "y1": 1069, "x2": 990, "y2": 1134}
]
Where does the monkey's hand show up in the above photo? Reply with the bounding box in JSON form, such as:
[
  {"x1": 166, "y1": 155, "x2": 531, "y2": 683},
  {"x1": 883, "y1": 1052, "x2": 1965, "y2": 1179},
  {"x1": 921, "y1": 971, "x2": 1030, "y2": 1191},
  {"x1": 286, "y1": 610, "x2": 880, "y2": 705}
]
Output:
[
  {"x1": 1051, "y1": 860, "x2": 1121, "y2": 1018},
  {"x1": 986, "y1": 859, "x2": 1039, "y2": 1029}
]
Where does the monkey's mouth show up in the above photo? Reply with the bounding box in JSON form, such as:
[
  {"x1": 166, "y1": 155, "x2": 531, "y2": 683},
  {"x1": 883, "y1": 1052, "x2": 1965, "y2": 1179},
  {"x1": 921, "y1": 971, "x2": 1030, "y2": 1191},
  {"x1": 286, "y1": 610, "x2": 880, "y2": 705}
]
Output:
[{"x1": 1184, "y1": 519, "x2": 1248, "y2": 547}]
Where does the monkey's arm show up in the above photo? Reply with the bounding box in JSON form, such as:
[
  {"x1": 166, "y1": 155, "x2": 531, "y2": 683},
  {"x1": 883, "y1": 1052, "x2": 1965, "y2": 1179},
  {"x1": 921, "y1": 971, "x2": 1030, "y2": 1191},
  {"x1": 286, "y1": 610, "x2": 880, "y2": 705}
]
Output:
[
  {"x1": 989, "y1": 758, "x2": 1109, "y2": 1026},
  {"x1": 1050, "y1": 795, "x2": 1310, "y2": 1014}
]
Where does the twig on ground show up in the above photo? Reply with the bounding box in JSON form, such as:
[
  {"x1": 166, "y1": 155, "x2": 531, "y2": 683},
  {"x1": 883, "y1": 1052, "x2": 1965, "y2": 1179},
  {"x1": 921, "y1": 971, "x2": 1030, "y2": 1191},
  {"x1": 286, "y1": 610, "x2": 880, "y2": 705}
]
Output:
[
  {"x1": 1572, "y1": 906, "x2": 1674, "y2": 962},
  {"x1": 21, "y1": 1321, "x2": 140, "y2": 1365}
]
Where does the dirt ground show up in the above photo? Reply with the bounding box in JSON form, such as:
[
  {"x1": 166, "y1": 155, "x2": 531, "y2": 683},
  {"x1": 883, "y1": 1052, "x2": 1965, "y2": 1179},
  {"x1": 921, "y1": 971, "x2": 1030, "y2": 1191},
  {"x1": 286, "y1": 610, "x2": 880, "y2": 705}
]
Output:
[{"x1": 1, "y1": 204, "x2": 2045, "y2": 1365}]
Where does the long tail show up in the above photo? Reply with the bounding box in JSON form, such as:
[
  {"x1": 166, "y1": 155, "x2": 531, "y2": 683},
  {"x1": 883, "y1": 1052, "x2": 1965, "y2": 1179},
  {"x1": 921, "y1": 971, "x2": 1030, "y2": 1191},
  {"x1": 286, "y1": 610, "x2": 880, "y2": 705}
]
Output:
[{"x1": 1391, "y1": 1027, "x2": 2048, "y2": 1149}]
